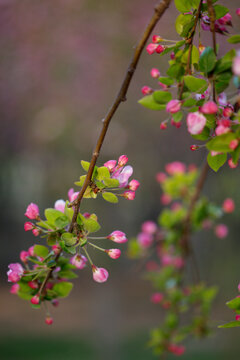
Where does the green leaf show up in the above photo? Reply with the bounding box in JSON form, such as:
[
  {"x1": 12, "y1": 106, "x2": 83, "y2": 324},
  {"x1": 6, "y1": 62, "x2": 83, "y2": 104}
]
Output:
[
  {"x1": 158, "y1": 77, "x2": 174, "y2": 86},
  {"x1": 61, "y1": 232, "x2": 77, "y2": 246},
  {"x1": 192, "y1": 127, "x2": 210, "y2": 140},
  {"x1": 103, "y1": 178, "x2": 120, "y2": 187},
  {"x1": 219, "y1": 321, "x2": 240, "y2": 329},
  {"x1": 153, "y1": 90, "x2": 172, "y2": 104},
  {"x1": 215, "y1": 71, "x2": 232, "y2": 94},
  {"x1": 55, "y1": 215, "x2": 69, "y2": 229},
  {"x1": 81, "y1": 160, "x2": 90, "y2": 172},
  {"x1": 47, "y1": 233, "x2": 57, "y2": 246},
  {"x1": 96, "y1": 166, "x2": 110, "y2": 180},
  {"x1": 34, "y1": 245, "x2": 49, "y2": 258},
  {"x1": 75, "y1": 175, "x2": 86, "y2": 187},
  {"x1": 58, "y1": 270, "x2": 78, "y2": 279},
  {"x1": 83, "y1": 217, "x2": 101, "y2": 233},
  {"x1": 182, "y1": 45, "x2": 199, "y2": 65},
  {"x1": 172, "y1": 111, "x2": 183, "y2": 123},
  {"x1": 36, "y1": 220, "x2": 54, "y2": 230},
  {"x1": 206, "y1": 133, "x2": 236, "y2": 152},
  {"x1": 53, "y1": 282, "x2": 73, "y2": 298},
  {"x1": 167, "y1": 63, "x2": 185, "y2": 80},
  {"x1": 44, "y1": 208, "x2": 64, "y2": 225},
  {"x1": 138, "y1": 95, "x2": 166, "y2": 111},
  {"x1": 174, "y1": 0, "x2": 193, "y2": 12},
  {"x1": 214, "y1": 5, "x2": 229, "y2": 20},
  {"x1": 102, "y1": 192, "x2": 119, "y2": 203},
  {"x1": 207, "y1": 152, "x2": 227, "y2": 172},
  {"x1": 184, "y1": 75, "x2": 208, "y2": 93},
  {"x1": 228, "y1": 35, "x2": 240, "y2": 44},
  {"x1": 199, "y1": 47, "x2": 217, "y2": 74},
  {"x1": 175, "y1": 14, "x2": 194, "y2": 37},
  {"x1": 226, "y1": 297, "x2": 240, "y2": 311},
  {"x1": 215, "y1": 49, "x2": 236, "y2": 73},
  {"x1": 183, "y1": 98, "x2": 197, "y2": 107}
]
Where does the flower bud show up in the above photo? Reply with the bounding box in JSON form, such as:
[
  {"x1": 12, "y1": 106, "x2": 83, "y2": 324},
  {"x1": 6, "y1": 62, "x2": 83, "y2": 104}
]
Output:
[
  {"x1": 128, "y1": 179, "x2": 140, "y2": 191},
  {"x1": 141, "y1": 86, "x2": 153, "y2": 95},
  {"x1": 25, "y1": 203, "x2": 40, "y2": 220},
  {"x1": 28, "y1": 281, "x2": 39, "y2": 289},
  {"x1": 54, "y1": 199, "x2": 65, "y2": 213},
  {"x1": 201, "y1": 101, "x2": 218, "y2": 114},
  {"x1": 233, "y1": 54, "x2": 240, "y2": 76},
  {"x1": 70, "y1": 254, "x2": 87, "y2": 269},
  {"x1": 190, "y1": 145, "x2": 199, "y2": 151},
  {"x1": 161, "y1": 193, "x2": 171, "y2": 205},
  {"x1": 52, "y1": 299, "x2": 59, "y2": 307},
  {"x1": 223, "y1": 106, "x2": 233, "y2": 118},
  {"x1": 222, "y1": 198, "x2": 235, "y2": 213},
  {"x1": 24, "y1": 222, "x2": 34, "y2": 231},
  {"x1": 150, "y1": 68, "x2": 160, "y2": 78},
  {"x1": 123, "y1": 190, "x2": 135, "y2": 200},
  {"x1": 187, "y1": 111, "x2": 206, "y2": 135},
  {"x1": 106, "y1": 249, "x2": 121, "y2": 259},
  {"x1": 215, "y1": 224, "x2": 228, "y2": 238},
  {"x1": 28, "y1": 246, "x2": 35, "y2": 257},
  {"x1": 160, "y1": 122, "x2": 167, "y2": 130},
  {"x1": 229, "y1": 139, "x2": 239, "y2": 150},
  {"x1": 108, "y1": 230, "x2": 127, "y2": 243},
  {"x1": 7, "y1": 263, "x2": 24, "y2": 283},
  {"x1": 228, "y1": 158, "x2": 238, "y2": 169},
  {"x1": 168, "y1": 344, "x2": 185, "y2": 356},
  {"x1": 52, "y1": 245, "x2": 61, "y2": 255},
  {"x1": 166, "y1": 99, "x2": 181, "y2": 114},
  {"x1": 10, "y1": 283, "x2": 20, "y2": 294},
  {"x1": 146, "y1": 43, "x2": 158, "y2": 54},
  {"x1": 92, "y1": 265, "x2": 109, "y2": 283},
  {"x1": 104, "y1": 160, "x2": 117, "y2": 172},
  {"x1": 32, "y1": 228, "x2": 40, "y2": 237},
  {"x1": 20, "y1": 251, "x2": 29, "y2": 263},
  {"x1": 152, "y1": 35, "x2": 163, "y2": 43},
  {"x1": 31, "y1": 295, "x2": 40, "y2": 305},
  {"x1": 156, "y1": 172, "x2": 167, "y2": 183},
  {"x1": 150, "y1": 292, "x2": 164, "y2": 304},
  {"x1": 156, "y1": 45, "x2": 165, "y2": 54},
  {"x1": 141, "y1": 221, "x2": 157, "y2": 234},
  {"x1": 237, "y1": 8, "x2": 240, "y2": 16},
  {"x1": 137, "y1": 232, "x2": 153, "y2": 248},
  {"x1": 118, "y1": 155, "x2": 128, "y2": 166},
  {"x1": 45, "y1": 316, "x2": 53, "y2": 325}
]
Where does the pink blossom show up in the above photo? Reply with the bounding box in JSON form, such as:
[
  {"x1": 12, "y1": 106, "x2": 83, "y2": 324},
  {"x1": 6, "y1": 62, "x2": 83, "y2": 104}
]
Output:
[
  {"x1": 228, "y1": 158, "x2": 238, "y2": 168},
  {"x1": 123, "y1": 190, "x2": 135, "y2": 200},
  {"x1": 165, "y1": 161, "x2": 186, "y2": 175},
  {"x1": 118, "y1": 155, "x2": 128, "y2": 166},
  {"x1": 201, "y1": 101, "x2": 218, "y2": 114},
  {"x1": 137, "y1": 232, "x2": 153, "y2": 248},
  {"x1": 45, "y1": 316, "x2": 53, "y2": 325},
  {"x1": 238, "y1": 283, "x2": 240, "y2": 292},
  {"x1": 166, "y1": 100, "x2": 181, "y2": 114},
  {"x1": 28, "y1": 281, "x2": 38, "y2": 289},
  {"x1": 218, "y1": 13, "x2": 232, "y2": 26},
  {"x1": 54, "y1": 199, "x2": 66, "y2": 213},
  {"x1": 108, "y1": 230, "x2": 127, "y2": 243},
  {"x1": 190, "y1": 145, "x2": 199, "y2": 151},
  {"x1": 187, "y1": 111, "x2": 206, "y2": 135},
  {"x1": 70, "y1": 254, "x2": 87, "y2": 269},
  {"x1": 31, "y1": 295, "x2": 40, "y2": 305},
  {"x1": 160, "y1": 193, "x2": 171, "y2": 205},
  {"x1": 52, "y1": 299, "x2": 59, "y2": 307},
  {"x1": 128, "y1": 179, "x2": 140, "y2": 191},
  {"x1": 106, "y1": 249, "x2": 121, "y2": 259},
  {"x1": 28, "y1": 246, "x2": 35, "y2": 257},
  {"x1": 141, "y1": 86, "x2": 153, "y2": 95},
  {"x1": 215, "y1": 125, "x2": 230, "y2": 136},
  {"x1": 32, "y1": 228, "x2": 40, "y2": 237},
  {"x1": 156, "y1": 172, "x2": 167, "y2": 183},
  {"x1": 236, "y1": 8, "x2": 240, "y2": 16},
  {"x1": 215, "y1": 224, "x2": 228, "y2": 238},
  {"x1": 141, "y1": 221, "x2": 157, "y2": 234},
  {"x1": 171, "y1": 119, "x2": 181, "y2": 128},
  {"x1": 7, "y1": 263, "x2": 24, "y2": 283},
  {"x1": 20, "y1": 251, "x2": 29, "y2": 263},
  {"x1": 160, "y1": 122, "x2": 167, "y2": 130},
  {"x1": 92, "y1": 265, "x2": 109, "y2": 283},
  {"x1": 218, "y1": 93, "x2": 227, "y2": 106},
  {"x1": 10, "y1": 284, "x2": 20, "y2": 294},
  {"x1": 68, "y1": 188, "x2": 74, "y2": 201},
  {"x1": 159, "y1": 82, "x2": 168, "y2": 90},
  {"x1": 150, "y1": 68, "x2": 160, "y2": 78},
  {"x1": 151, "y1": 292, "x2": 164, "y2": 304},
  {"x1": 146, "y1": 43, "x2": 158, "y2": 54},
  {"x1": 52, "y1": 245, "x2": 61, "y2": 255},
  {"x1": 25, "y1": 203, "x2": 39, "y2": 220},
  {"x1": 24, "y1": 222, "x2": 34, "y2": 231},
  {"x1": 222, "y1": 198, "x2": 235, "y2": 213},
  {"x1": 152, "y1": 35, "x2": 162, "y2": 43},
  {"x1": 168, "y1": 344, "x2": 185, "y2": 356},
  {"x1": 233, "y1": 53, "x2": 240, "y2": 76},
  {"x1": 223, "y1": 106, "x2": 233, "y2": 118},
  {"x1": 69, "y1": 191, "x2": 79, "y2": 203},
  {"x1": 156, "y1": 45, "x2": 165, "y2": 54},
  {"x1": 112, "y1": 165, "x2": 133, "y2": 187},
  {"x1": 104, "y1": 160, "x2": 117, "y2": 172}
]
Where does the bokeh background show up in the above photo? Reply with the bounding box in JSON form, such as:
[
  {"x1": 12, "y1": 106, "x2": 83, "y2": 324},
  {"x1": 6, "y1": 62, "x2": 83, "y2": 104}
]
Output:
[{"x1": 0, "y1": 0, "x2": 239, "y2": 359}]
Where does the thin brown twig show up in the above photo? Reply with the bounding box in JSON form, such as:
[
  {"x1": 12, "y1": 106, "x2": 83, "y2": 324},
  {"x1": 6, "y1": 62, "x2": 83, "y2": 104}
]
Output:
[
  {"x1": 207, "y1": 0, "x2": 217, "y2": 101},
  {"x1": 39, "y1": 0, "x2": 172, "y2": 297}
]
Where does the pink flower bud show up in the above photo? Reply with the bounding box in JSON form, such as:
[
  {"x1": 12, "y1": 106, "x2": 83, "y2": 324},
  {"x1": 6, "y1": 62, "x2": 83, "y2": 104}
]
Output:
[
  {"x1": 233, "y1": 54, "x2": 240, "y2": 76},
  {"x1": 160, "y1": 122, "x2": 167, "y2": 130},
  {"x1": 165, "y1": 161, "x2": 186, "y2": 175},
  {"x1": 106, "y1": 249, "x2": 121, "y2": 259},
  {"x1": 156, "y1": 172, "x2": 167, "y2": 183},
  {"x1": 52, "y1": 245, "x2": 61, "y2": 255},
  {"x1": 152, "y1": 35, "x2": 163, "y2": 43},
  {"x1": 31, "y1": 295, "x2": 40, "y2": 305},
  {"x1": 215, "y1": 125, "x2": 230, "y2": 136},
  {"x1": 24, "y1": 222, "x2": 34, "y2": 231},
  {"x1": 187, "y1": 111, "x2": 206, "y2": 135},
  {"x1": 151, "y1": 292, "x2": 164, "y2": 304},
  {"x1": 118, "y1": 155, "x2": 128, "y2": 166},
  {"x1": 141, "y1": 86, "x2": 153, "y2": 95},
  {"x1": 104, "y1": 160, "x2": 117, "y2": 172},
  {"x1": 10, "y1": 283, "x2": 20, "y2": 294},
  {"x1": 70, "y1": 254, "x2": 87, "y2": 269},
  {"x1": 52, "y1": 299, "x2": 59, "y2": 307},
  {"x1": 171, "y1": 119, "x2": 181, "y2": 128},
  {"x1": 218, "y1": 13, "x2": 232, "y2": 26},
  {"x1": 170, "y1": 52, "x2": 175, "y2": 60},
  {"x1": 168, "y1": 344, "x2": 185, "y2": 356},
  {"x1": 223, "y1": 106, "x2": 233, "y2": 118},
  {"x1": 92, "y1": 265, "x2": 109, "y2": 283},
  {"x1": 137, "y1": 232, "x2": 153, "y2": 248},
  {"x1": 45, "y1": 316, "x2": 53, "y2": 325},
  {"x1": 7, "y1": 263, "x2": 24, "y2": 283},
  {"x1": 160, "y1": 193, "x2": 171, "y2": 205},
  {"x1": 215, "y1": 224, "x2": 228, "y2": 238},
  {"x1": 156, "y1": 45, "x2": 165, "y2": 54},
  {"x1": 28, "y1": 246, "x2": 35, "y2": 257},
  {"x1": 20, "y1": 251, "x2": 29, "y2": 263},
  {"x1": 229, "y1": 139, "x2": 239, "y2": 150},
  {"x1": 123, "y1": 190, "x2": 135, "y2": 200},
  {"x1": 236, "y1": 8, "x2": 240, "y2": 16},
  {"x1": 158, "y1": 82, "x2": 168, "y2": 90},
  {"x1": 150, "y1": 68, "x2": 160, "y2": 78},
  {"x1": 141, "y1": 221, "x2": 157, "y2": 234},
  {"x1": 222, "y1": 198, "x2": 235, "y2": 213},
  {"x1": 54, "y1": 199, "x2": 65, "y2": 213},
  {"x1": 28, "y1": 281, "x2": 39, "y2": 289},
  {"x1": 69, "y1": 191, "x2": 79, "y2": 203},
  {"x1": 190, "y1": 145, "x2": 199, "y2": 151},
  {"x1": 166, "y1": 99, "x2": 181, "y2": 114},
  {"x1": 128, "y1": 179, "x2": 140, "y2": 191},
  {"x1": 228, "y1": 158, "x2": 238, "y2": 169},
  {"x1": 25, "y1": 203, "x2": 39, "y2": 220},
  {"x1": 108, "y1": 230, "x2": 127, "y2": 243},
  {"x1": 32, "y1": 228, "x2": 40, "y2": 237},
  {"x1": 146, "y1": 43, "x2": 158, "y2": 54}
]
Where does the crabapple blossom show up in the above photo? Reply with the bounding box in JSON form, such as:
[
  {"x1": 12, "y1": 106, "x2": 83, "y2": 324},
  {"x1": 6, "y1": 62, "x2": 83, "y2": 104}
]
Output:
[
  {"x1": 141, "y1": 86, "x2": 153, "y2": 95},
  {"x1": 54, "y1": 199, "x2": 66, "y2": 213},
  {"x1": 156, "y1": 172, "x2": 167, "y2": 183},
  {"x1": 228, "y1": 158, "x2": 238, "y2": 168},
  {"x1": 108, "y1": 230, "x2": 127, "y2": 243},
  {"x1": 106, "y1": 249, "x2": 121, "y2": 259},
  {"x1": 118, "y1": 155, "x2": 128, "y2": 166},
  {"x1": 166, "y1": 100, "x2": 181, "y2": 114},
  {"x1": 151, "y1": 292, "x2": 164, "y2": 304},
  {"x1": 152, "y1": 35, "x2": 163, "y2": 43},
  {"x1": 123, "y1": 190, "x2": 135, "y2": 200},
  {"x1": 165, "y1": 161, "x2": 186, "y2": 175},
  {"x1": 20, "y1": 251, "x2": 29, "y2": 263},
  {"x1": 25, "y1": 203, "x2": 39, "y2": 220},
  {"x1": 201, "y1": 101, "x2": 218, "y2": 114},
  {"x1": 112, "y1": 165, "x2": 133, "y2": 187},
  {"x1": 146, "y1": 43, "x2": 158, "y2": 54},
  {"x1": 137, "y1": 232, "x2": 153, "y2": 248},
  {"x1": 128, "y1": 179, "x2": 140, "y2": 191},
  {"x1": 237, "y1": 8, "x2": 240, "y2": 16},
  {"x1": 233, "y1": 52, "x2": 240, "y2": 76},
  {"x1": 229, "y1": 139, "x2": 239, "y2": 150},
  {"x1": 141, "y1": 221, "x2": 157, "y2": 234},
  {"x1": 10, "y1": 284, "x2": 20, "y2": 294},
  {"x1": 161, "y1": 193, "x2": 171, "y2": 205},
  {"x1": 187, "y1": 112, "x2": 206, "y2": 135},
  {"x1": 92, "y1": 266, "x2": 109, "y2": 283},
  {"x1": 31, "y1": 295, "x2": 40, "y2": 305},
  {"x1": 7, "y1": 263, "x2": 24, "y2": 283},
  {"x1": 70, "y1": 255, "x2": 87, "y2": 269},
  {"x1": 215, "y1": 224, "x2": 228, "y2": 238},
  {"x1": 150, "y1": 68, "x2": 160, "y2": 78},
  {"x1": 215, "y1": 125, "x2": 230, "y2": 136},
  {"x1": 160, "y1": 122, "x2": 167, "y2": 130},
  {"x1": 168, "y1": 344, "x2": 185, "y2": 356},
  {"x1": 45, "y1": 316, "x2": 53, "y2": 325},
  {"x1": 156, "y1": 45, "x2": 165, "y2": 54},
  {"x1": 32, "y1": 228, "x2": 40, "y2": 236},
  {"x1": 24, "y1": 222, "x2": 34, "y2": 231},
  {"x1": 104, "y1": 160, "x2": 117, "y2": 172},
  {"x1": 28, "y1": 246, "x2": 35, "y2": 256},
  {"x1": 223, "y1": 106, "x2": 233, "y2": 118},
  {"x1": 222, "y1": 198, "x2": 235, "y2": 213}
]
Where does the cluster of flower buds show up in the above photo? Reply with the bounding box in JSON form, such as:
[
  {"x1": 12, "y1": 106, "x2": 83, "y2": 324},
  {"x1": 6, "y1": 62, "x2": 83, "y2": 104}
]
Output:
[
  {"x1": 128, "y1": 161, "x2": 234, "y2": 356},
  {"x1": 201, "y1": 13, "x2": 232, "y2": 35},
  {"x1": 8, "y1": 156, "x2": 139, "y2": 323}
]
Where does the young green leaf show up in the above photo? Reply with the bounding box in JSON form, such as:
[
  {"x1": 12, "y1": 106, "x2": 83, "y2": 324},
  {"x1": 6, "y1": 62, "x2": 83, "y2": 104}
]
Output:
[
  {"x1": 34, "y1": 245, "x2": 49, "y2": 258},
  {"x1": 199, "y1": 47, "x2": 217, "y2": 74},
  {"x1": 228, "y1": 35, "x2": 240, "y2": 44},
  {"x1": 184, "y1": 75, "x2": 208, "y2": 93},
  {"x1": 61, "y1": 232, "x2": 77, "y2": 246},
  {"x1": 81, "y1": 160, "x2": 90, "y2": 172},
  {"x1": 153, "y1": 90, "x2": 172, "y2": 104},
  {"x1": 219, "y1": 321, "x2": 240, "y2": 329},
  {"x1": 207, "y1": 152, "x2": 227, "y2": 172},
  {"x1": 53, "y1": 282, "x2": 73, "y2": 298},
  {"x1": 102, "y1": 192, "x2": 119, "y2": 203},
  {"x1": 96, "y1": 166, "x2": 110, "y2": 180},
  {"x1": 138, "y1": 95, "x2": 166, "y2": 111}
]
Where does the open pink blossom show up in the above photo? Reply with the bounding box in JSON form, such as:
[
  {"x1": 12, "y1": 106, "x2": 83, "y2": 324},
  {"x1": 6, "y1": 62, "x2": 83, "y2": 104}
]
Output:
[
  {"x1": 166, "y1": 99, "x2": 181, "y2": 114},
  {"x1": 215, "y1": 125, "x2": 230, "y2": 136},
  {"x1": 68, "y1": 188, "x2": 79, "y2": 202},
  {"x1": 137, "y1": 232, "x2": 153, "y2": 248},
  {"x1": 165, "y1": 161, "x2": 186, "y2": 175},
  {"x1": 215, "y1": 224, "x2": 228, "y2": 238},
  {"x1": 112, "y1": 165, "x2": 133, "y2": 187},
  {"x1": 229, "y1": 139, "x2": 239, "y2": 150},
  {"x1": 106, "y1": 249, "x2": 121, "y2": 259},
  {"x1": 187, "y1": 111, "x2": 206, "y2": 135},
  {"x1": 222, "y1": 198, "x2": 235, "y2": 213},
  {"x1": 141, "y1": 221, "x2": 157, "y2": 234},
  {"x1": 218, "y1": 13, "x2": 232, "y2": 26},
  {"x1": 54, "y1": 199, "x2": 66, "y2": 213},
  {"x1": 233, "y1": 52, "x2": 240, "y2": 76},
  {"x1": 108, "y1": 230, "x2": 127, "y2": 243},
  {"x1": 70, "y1": 254, "x2": 87, "y2": 269},
  {"x1": 104, "y1": 160, "x2": 117, "y2": 172},
  {"x1": 201, "y1": 101, "x2": 218, "y2": 114},
  {"x1": 25, "y1": 203, "x2": 39, "y2": 220},
  {"x1": 7, "y1": 263, "x2": 24, "y2": 283},
  {"x1": 92, "y1": 265, "x2": 109, "y2": 283}
]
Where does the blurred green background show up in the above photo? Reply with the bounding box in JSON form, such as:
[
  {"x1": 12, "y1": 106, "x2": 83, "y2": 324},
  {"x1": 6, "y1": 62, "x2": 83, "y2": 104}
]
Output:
[{"x1": 0, "y1": 0, "x2": 240, "y2": 359}]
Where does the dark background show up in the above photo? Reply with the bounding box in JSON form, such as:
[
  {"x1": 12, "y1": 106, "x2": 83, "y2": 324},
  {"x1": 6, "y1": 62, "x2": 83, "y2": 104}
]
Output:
[{"x1": 0, "y1": 0, "x2": 239, "y2": 359}]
